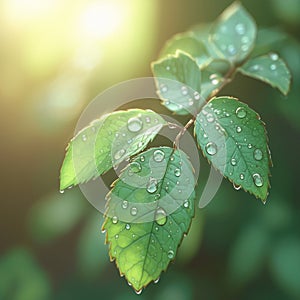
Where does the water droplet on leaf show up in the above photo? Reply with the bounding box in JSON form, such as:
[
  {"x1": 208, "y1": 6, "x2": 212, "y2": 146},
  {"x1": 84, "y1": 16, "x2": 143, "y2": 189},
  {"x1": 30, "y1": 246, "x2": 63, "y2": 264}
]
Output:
[
  {"x1": 130, "y1": 207, "x2": 138, "y2": 216},
  {"x1": 174, "y1": 168, "x2": 181, "y2": 177},
  {"x1": 235, "y1": 107, "x2": 247, "y2": 118},
  {"x1": 254, "y1": 148, "x2": 263, "y2": 161},
  {"x1": 253, "y1": 173, "x2": 263, "y2": 187},
  {"x1": 146, "y1": 178, "x2": 158, "y2": 194},
  {"x1": 205, "y1": 142, "x2": 217, "y2": 156},
  {"x1": 155, "y1": 207, "x2": 167, "y2": 226},
  {"x1": 153, "y1": 149, "x2": 165, "y2": 162}
]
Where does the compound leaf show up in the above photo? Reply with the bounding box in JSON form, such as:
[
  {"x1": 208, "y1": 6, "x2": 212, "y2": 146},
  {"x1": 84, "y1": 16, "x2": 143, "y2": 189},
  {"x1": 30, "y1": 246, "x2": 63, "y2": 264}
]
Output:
[
  {"x1": 195, "y1": 96, "x2": 271, "y2": 202},
  {"x1": 239, "y1": 54, "x2": 291, "y2": 95},
  {"x1": 60, "y1": 109, "x2": 166, "y2": 190},
  {"x1": 152, "y1": 51, "x2": 202, "y2": 115},
  {"x1": 102, "y1": 147, "x2": 195, "y2": 292},
  {"x1": 210, "y1": 2, "x2": 257, "y2": 63}
]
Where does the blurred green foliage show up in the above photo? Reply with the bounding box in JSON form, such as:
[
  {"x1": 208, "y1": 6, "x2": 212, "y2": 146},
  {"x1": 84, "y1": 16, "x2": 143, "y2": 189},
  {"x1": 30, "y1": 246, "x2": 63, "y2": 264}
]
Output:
[{"x1": 0, "y1": 0, "x2": 300, "y2": 299}]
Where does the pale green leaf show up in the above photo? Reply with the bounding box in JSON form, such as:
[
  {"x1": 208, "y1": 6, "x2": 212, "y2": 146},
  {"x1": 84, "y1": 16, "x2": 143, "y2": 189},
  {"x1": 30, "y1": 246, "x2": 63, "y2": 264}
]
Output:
[
  {"x1": 152, "y1": 51, "x2": 202, "y2": 115},
  {"x1": 60, "y1": 109, "x2": 166, "y2": 190},
  {"x1": 28, "y1": 190, "x2": 88, "y2": 243},
  {"x1": 194, "y1": 96, "x2": 271, "y2": 202},
  {"x1": 210, "y1": 2, "x2": 257, "y2": 63},
  {"x1": 102, "y1": 147, "x2": 195, "y2": 292},
  {"x1": 159, "y1": 32, "x2": 210, "y2": 67},
  {"x1": 239, "y1": 54, "x2": 291, "y2": 95}
]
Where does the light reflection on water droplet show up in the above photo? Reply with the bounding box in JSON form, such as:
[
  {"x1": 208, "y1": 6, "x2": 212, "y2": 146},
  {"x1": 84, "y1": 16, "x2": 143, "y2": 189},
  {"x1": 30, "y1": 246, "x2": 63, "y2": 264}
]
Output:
[
  {"x1": 254, "y1": 148, "x2": 263, "y2": 160},
  {"x1": 155, "y1": 207, "x2": 167, "y2": 226},
  {"x1": 153, "y1": 149, "x2": 165, "y2": 162},
  {"x1": 168, "y1": 250, "x2": 174, "y2": 259},
  {"x1": 235, "y1": 107, "x2": 247, "y2": 118},
  {"x1": 253, "y1": 173, "x2": 263, "y2": 187},
  {"x1": 205, "y1": 142, "x2": 217, "y2": 156},
  {"x1": 130, "y1": 207, "x2": 138, "y2": 216}
]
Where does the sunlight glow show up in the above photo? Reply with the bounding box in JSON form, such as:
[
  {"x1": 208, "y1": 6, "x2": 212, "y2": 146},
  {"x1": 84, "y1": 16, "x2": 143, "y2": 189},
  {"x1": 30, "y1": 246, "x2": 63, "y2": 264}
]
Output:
[{"x1": 77, "y1": 1, "x2": 127, "y2": 40}]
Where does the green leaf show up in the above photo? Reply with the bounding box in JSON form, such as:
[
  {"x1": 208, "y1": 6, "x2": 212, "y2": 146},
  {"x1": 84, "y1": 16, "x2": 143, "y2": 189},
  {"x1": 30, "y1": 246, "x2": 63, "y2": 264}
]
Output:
[
  {"x1": 102, "y1": 147, "x2": 195, "y2": 292},
  {"x1": 194, "y1": 96, "x2": 271, "y2": 202},
  {"x1": 159, "y1": 32, "x2": 210, "y2": 67},
  {"x1": 210, "y1": 2, "x2": 257, "y2": 63},
  {"x1": 152, "y1": 51, "x2": 202, "y2": 115},
  {"x1": 0, "y1": 248, "x2": 51, "y2": 300},
  {"x1": 28, "y1": 190, "x2": 88, "y2": 243},
  {"x1": 60, "y1": 109, "x2": 166, "y2": 190},
  {"x1": 239, "y1": 54, "x2": 291, "y2": 95}
]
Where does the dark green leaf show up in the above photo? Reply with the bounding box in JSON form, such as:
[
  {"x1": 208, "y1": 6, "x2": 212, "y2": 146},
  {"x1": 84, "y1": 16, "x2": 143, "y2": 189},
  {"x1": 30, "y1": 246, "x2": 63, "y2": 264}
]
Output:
[
  {"x1": 210, "y1": 2, "x2": 257, "y2": 63},
  {"x1": 60, "y1": 109, "x2": 166, "y2": 190},
  {"x1": 239, "y1": 54, "x2": 291, "y2": 95},
  {"x1": 194, "y1": 96, "x2": 271, "y2": 202},
  {"x1": 152, "y1": 51, "x2": 202, "y2": 115},
  {"x1": 102, "y1": 147, "x2": 195, "y2": 292}
]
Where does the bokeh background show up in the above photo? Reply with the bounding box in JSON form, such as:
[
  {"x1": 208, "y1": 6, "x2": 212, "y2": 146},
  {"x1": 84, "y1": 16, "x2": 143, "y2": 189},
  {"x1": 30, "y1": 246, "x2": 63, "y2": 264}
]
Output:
[{"x1": 1, "y1": 0, "x2": 300, "y2": 299}]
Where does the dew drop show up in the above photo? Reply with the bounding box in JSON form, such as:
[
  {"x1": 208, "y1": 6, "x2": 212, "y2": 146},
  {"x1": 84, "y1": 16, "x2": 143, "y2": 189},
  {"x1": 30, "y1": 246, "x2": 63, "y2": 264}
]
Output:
[
  {"x1": 155, "y1": 207, "x2": 167, "y2": 226},
  {"x1": 205, "y1": 142, "x2": 217, "y2": 156},
  {"x1": 160, "y1": 84, "x2": 168, "y2": 93},
  {"x1": 235, "y1": 23, "x2": 246, "y2": 35},
  {"x1": 194, "y1": 91, "x2": 200, "y2": 100},
  {"x1": 167, "y1": 250, "x2": 174, "y2": 259},
  {"x1": 206, "y1": 113, "x2": 215, "y2": 123},
  {"x1": 183, "y1": 200, "x2": 189, "y2": 208},
  {"x1": 227, "y1": 44, "x2": 237, "y2": 56},
  {"x1": 241, "y1": 44, "x2": 249, "y2": 52},
  {"x1": 231, "y1": 158, "x2": 237, "y2": 166},
  {"x1": 145, "y1": 116, "x2": 151, "y2": 123},
  {"x1": 153, "y1": 149, "x2": 165, "y2": 162},
  {"x1": 253, "y1": 173, "x2": 263, "y2": 187},
  {"x1": 174, "y1": 168, "x2": 181, "y2": 177},
  {"x1": 125, "y1": 223, "x2": 131, "y2": 230},
  {"x1": 166, "y1": 65, "x2": 170, "y2": 71},
  {"x1": 248, "y1": 144, "x2": 253, "y2": 149},
  {"x1": 233, "y1": 183, "x2": 241, "y2": 190},
  {"x1": 154, "y1": 277, "x2": 160, "y2": 284},
  {"x1": 112, "y1": 216, "x2": 118, "y2": 224},
  {"x1": 242, "y1": 36, "x2": 250, "y2": 43},
  {"x1": 236, "y1": 126, "x2": 242, "y2": 133},
  {"x1": 130, "y1": 161, "x2": 141, "y2": 173},
  {"x1": 146, "y1": 178, "x2": 158, "y2": 194},
  {"x1": 135, "y1": 289, "x2": 143, "y2": 295},
  {"x1": 140, "y1": 156, "x2": 145, "y2": 162},
  {"x1": 270, "y1": 53, "x2": 279, "y2": 61},
  {"x1": 82, "y1": 134, "x2": 87, "y2": 142},
  {"x1": 130, "y1": 207, "x2": 138, "y2": 216},
  {"x1": 240, "y1": 173, "x2": 245, "y2": 180},
  {"x1": 122, "y1": 200, "x2": 128, "y2": 209},
  {"x1": 59, "y1": 190, "x2": 65, "y2": 194},
  {"x1": 181, "y1": 86, "x2": 188, "y2": 96},
  {"x1": 270, "y1": 64, "x2": 277, "y2": 71},
  {"x1": 115, "y1": 234, "x2": 119, "y2": 239},
  {"x1": 235, "y1": 107, "x2": 247, "y2": 118},
  {"x1": 250, "y1": 64, "x2": 260, "y2": 72},
  {"x1": 254, "y1": 148, "x2": 263, "y2": 161},
  {"x1": 114, "y1": 149, "x2": 126, "y2": 160}
]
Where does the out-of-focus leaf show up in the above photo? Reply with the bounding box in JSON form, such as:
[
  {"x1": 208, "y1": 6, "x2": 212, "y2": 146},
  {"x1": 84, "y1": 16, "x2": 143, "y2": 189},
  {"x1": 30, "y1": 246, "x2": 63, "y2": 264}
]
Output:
[
  {"x1": 271, "y1": 0, "x2": 300, "y2": 25},
  {"x1": 28, "y1": 189, "x2": 87, "y2": 243},
  {"x1": 239, "y1": 54, "x2": 291, "y2": 95},
  {"x1": 159, "y1": 32, "x2": 210, "y2": 67},
  {"x1": 194, "y1": 97, "x2": 271, "y2": 202},
  {"x1": 227, "y1": 223, "x2": 269, "y2": 285},
  {"x1": 0, "y1": 248, "x2": 51, "y2": 300},
  {"x1": 210, "y1": 3, "x2": 257, "y2": 63},
  {"x1": 270, "y1": 237, "x2": 300, "y2": 297},
  {"x1": 77, "y1": 212, "x2": 108, "y2": 277},
  {"x1": 152, "y1": 51, "x2": 202, "y2": 115}
]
